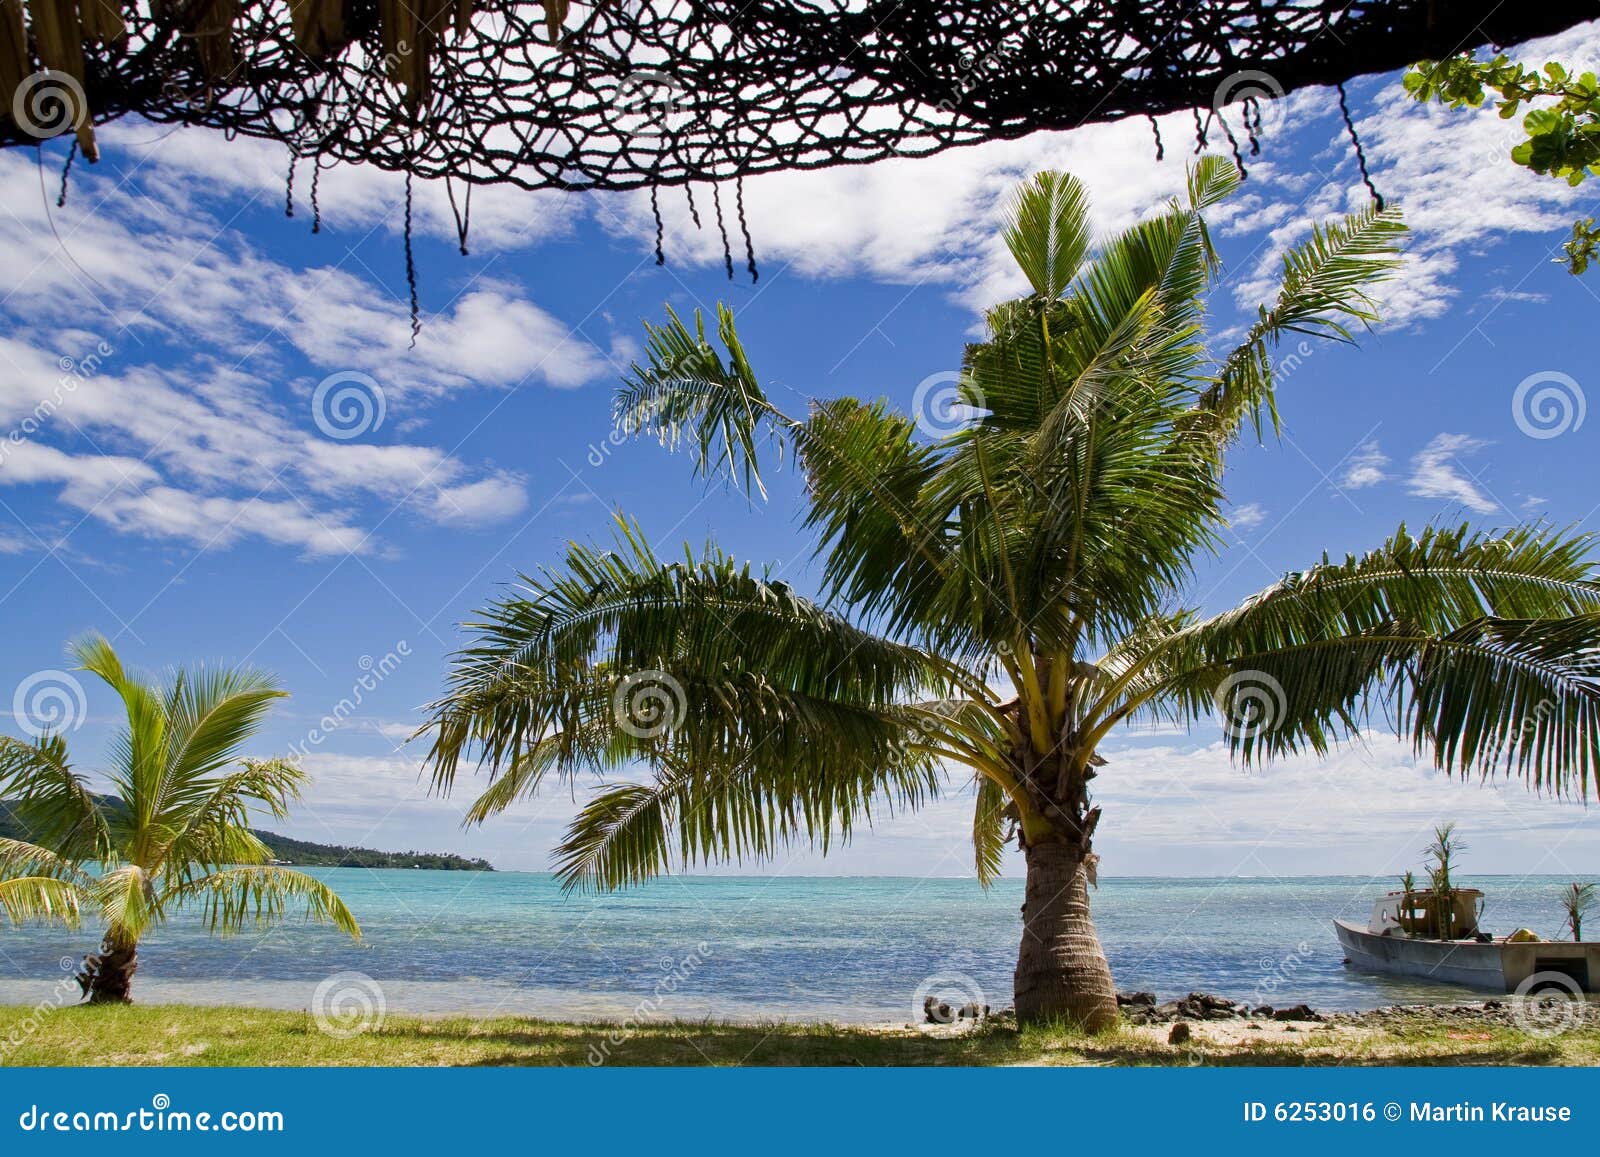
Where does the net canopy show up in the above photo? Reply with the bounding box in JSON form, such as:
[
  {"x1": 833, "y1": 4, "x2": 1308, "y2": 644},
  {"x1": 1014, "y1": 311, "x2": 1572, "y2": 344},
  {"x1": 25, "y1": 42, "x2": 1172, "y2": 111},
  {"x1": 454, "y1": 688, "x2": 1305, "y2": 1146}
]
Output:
[{"x1": 2, "y1": 0, "x2": 1594, "y2": 189}]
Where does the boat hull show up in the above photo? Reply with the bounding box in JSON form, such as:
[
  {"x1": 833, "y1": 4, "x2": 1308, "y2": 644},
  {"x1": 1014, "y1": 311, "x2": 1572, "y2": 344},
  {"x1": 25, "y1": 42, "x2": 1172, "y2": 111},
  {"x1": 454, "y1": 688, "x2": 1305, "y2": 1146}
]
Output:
[{"x1": 1334, "y1": 920, "x2": 1600, "y2": 993}]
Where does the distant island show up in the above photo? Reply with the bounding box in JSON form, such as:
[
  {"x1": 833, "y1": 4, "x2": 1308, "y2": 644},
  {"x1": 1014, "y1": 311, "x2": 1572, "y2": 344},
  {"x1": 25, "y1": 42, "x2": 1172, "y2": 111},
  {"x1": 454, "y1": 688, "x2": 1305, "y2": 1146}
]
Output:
[
  {"x1": 0, "y1": 800, "x2": 493, "y2": 872},
  {"x1": 253, "y1": 830, "x2": 494, "y2": 871}
]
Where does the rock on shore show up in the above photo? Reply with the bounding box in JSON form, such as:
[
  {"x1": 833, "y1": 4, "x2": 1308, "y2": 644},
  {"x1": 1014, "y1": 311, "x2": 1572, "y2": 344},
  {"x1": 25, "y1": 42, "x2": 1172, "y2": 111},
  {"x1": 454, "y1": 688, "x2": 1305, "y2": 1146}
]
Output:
[
  {"x1": 1120, "y1": 991, "x2": 1529, "y2": 1030},
  {"x1": 1117, "y1": 990, "x2": 1325, "y2": 1025}
]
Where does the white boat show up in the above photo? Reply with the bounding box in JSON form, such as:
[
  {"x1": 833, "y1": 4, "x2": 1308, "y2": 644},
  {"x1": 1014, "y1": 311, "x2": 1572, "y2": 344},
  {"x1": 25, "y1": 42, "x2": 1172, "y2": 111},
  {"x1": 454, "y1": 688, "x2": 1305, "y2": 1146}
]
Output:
[{"x1": 1334, "y1": 889, "x2": 1600, "y2": 993}]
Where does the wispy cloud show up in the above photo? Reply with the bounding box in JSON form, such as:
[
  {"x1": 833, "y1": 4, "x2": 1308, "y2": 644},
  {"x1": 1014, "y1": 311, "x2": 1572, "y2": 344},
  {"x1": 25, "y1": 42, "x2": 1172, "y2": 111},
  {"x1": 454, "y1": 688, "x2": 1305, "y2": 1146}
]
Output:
[
  {"x1": 1341, "y1": 440, "x2": 1390, "y2": 489},
  {"x1": 1406, "y1": 433, "x2": 1499, "y2": 514},
  {"x1": 1228, "y1": 502, "x2": 1268, "y2": 531}
]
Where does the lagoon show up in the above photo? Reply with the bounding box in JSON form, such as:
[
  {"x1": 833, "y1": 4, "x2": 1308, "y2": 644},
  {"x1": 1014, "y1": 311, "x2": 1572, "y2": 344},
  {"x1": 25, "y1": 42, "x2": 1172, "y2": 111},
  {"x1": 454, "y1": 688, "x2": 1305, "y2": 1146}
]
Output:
[{"x1": 0, "y1": 872, "x2": 1582, "y2": 1021}]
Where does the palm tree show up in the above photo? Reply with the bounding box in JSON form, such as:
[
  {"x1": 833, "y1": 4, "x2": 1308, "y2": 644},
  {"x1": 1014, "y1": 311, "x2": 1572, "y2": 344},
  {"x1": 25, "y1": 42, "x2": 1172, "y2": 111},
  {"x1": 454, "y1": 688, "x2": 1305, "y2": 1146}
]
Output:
[
  {"x1": 425, "y1": 159, "x2": 1600, "y2": 1028},
  {"x1": 0, "y1": 635, "x2": 359, "y2": 1002}
]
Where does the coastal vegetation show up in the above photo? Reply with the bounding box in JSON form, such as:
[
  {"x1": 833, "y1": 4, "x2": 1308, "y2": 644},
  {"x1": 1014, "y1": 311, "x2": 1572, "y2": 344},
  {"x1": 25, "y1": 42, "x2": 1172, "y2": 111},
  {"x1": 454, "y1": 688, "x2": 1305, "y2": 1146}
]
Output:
[
  {"x1": 425, "y1": 158, "x2": 1600, "y2": 1031},
  {"x1": 2, "y1": 1003, "x2": 1597, "y2": 1067},
  {"x1": 0, "y1": 636, "x2": 360, "y2": 1001}
]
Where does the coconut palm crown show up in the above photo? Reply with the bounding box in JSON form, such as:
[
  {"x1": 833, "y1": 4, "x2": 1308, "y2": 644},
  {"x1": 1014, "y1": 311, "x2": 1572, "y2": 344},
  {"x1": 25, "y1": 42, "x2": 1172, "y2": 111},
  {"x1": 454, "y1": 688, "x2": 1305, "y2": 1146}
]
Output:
[
  {"x1": 0, "y1": 636, "x2": 359, "y2": 1002},
  {"x1": 426, "y1": 158, "x2": 1600, "y2": 1028}
]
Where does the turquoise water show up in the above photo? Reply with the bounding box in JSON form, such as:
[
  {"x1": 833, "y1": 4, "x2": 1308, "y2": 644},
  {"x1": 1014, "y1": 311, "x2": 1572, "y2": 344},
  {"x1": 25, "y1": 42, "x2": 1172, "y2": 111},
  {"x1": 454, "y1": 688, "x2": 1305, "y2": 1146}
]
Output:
[{"x1": 0, "y1": 872, "x2": 1585, "y2": 1021}]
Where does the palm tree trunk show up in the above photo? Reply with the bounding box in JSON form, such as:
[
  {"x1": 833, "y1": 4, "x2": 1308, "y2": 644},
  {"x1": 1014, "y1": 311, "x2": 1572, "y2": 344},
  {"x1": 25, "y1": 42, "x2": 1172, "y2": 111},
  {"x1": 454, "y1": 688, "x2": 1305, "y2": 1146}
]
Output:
[
  {"x1": 78, "y1": 933, "x2": 138, "y2": 1004},
  {"x1": 1013, "y1": 839, "x2": 1118, "y2": 1029}
]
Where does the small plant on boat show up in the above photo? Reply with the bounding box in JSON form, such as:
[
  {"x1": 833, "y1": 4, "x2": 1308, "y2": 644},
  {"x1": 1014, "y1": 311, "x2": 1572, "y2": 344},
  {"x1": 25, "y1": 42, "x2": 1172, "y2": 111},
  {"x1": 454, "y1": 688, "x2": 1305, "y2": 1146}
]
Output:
[{"x1": 1559, "y1": 882, "x2": 1595, "y2": 942}]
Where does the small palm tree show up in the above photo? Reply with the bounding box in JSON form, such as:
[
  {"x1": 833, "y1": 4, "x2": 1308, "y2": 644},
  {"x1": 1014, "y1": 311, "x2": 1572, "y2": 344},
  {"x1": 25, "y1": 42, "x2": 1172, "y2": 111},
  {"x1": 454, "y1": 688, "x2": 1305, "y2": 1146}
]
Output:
[
  {"x1": 1424, "y1": 822, "x2": 1468, "y2": 938},
  {"x1": 426, "y1": 159, "x2": 1600, "y2": 1028},
  {"x1": 0, "y1": 636, "x2": 359, "y2": 1002},
  {"x1": 1559, "y1": 882, "x2": 1595, "y2": 941}
]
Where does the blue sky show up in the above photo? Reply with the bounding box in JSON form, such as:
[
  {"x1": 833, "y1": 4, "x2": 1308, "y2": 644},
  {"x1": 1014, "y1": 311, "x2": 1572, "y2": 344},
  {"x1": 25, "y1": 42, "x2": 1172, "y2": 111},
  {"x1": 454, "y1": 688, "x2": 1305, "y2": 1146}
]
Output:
[{"x1": 3, "y1": 21, "x2": 1600, "y2": 879}]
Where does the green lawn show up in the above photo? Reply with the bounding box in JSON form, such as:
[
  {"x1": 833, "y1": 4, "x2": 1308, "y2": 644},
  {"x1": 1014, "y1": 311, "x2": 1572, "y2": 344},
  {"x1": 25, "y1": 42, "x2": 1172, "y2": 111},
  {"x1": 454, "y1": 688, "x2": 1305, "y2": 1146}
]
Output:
[{"x1": 2, "y1": 1004, "x2": 1597, "y2": 1066}]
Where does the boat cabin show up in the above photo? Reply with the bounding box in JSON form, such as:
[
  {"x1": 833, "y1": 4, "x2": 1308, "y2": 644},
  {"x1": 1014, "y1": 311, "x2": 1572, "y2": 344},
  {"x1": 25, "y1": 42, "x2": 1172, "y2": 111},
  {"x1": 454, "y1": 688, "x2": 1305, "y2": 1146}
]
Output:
[{"x1": 1367, "y1": 889, "x2": 1483, "y2": 940}]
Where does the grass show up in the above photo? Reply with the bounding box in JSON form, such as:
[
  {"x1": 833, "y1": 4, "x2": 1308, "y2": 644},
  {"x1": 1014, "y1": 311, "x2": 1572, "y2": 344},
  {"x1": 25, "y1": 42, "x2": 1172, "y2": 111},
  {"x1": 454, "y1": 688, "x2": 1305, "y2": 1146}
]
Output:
[{"x1": 2, "y1": 1004, "x2": 1598, "y2": 1066}]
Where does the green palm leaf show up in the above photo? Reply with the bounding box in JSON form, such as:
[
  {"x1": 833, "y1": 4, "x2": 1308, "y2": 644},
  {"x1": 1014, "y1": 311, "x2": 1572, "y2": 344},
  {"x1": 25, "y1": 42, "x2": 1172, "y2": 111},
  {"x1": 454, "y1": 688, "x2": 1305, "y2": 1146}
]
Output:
[{"x1": 0, "y1": 876, "x2": 81, "y2": 927}]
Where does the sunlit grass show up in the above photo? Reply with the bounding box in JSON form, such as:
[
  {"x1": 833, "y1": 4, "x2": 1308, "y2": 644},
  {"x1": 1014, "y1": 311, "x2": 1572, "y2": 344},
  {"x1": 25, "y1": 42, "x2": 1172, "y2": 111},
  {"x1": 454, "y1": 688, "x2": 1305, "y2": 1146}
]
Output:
[{"x1": 2, "y1": 1004, "x2": 1597, "y2": 1066}]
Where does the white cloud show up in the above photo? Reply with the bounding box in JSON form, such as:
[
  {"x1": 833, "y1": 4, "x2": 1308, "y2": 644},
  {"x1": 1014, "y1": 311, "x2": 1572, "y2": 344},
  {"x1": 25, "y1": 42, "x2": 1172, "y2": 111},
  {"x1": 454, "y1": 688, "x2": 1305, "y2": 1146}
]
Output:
[
  {"x1": 1085, "y1": 733, "x2": 1600, "y2": 876},
  {"x1": 1406, "y1": 433, "x2": 1499, "y2": 514},
  {"x1": 1341, "y1": 440, "x2": 1390, "y2": 489},
  {"x1": 0, "y1": 140, "x2": 622, "y2": 556},
  {"x1": 1228, "y1": 502, "x2": 1267, "y2": 531}
]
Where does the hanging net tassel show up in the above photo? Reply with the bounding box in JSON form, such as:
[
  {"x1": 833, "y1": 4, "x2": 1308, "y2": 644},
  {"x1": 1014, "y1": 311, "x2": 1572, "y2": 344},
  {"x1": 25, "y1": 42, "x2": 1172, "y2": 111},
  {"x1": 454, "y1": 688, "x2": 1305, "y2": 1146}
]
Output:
[
  {"x1": 1192, "y1": 107, "x2": 1210, "y2": 154},
  {"x1": 445, "y1": 175, "x2": 472, "y2": 255},
  {"x1": 285, "y1": 152, "x2": 296, "y2": 217},
  {"x1": 1243, "y1": 96, "x2": 1262, "y2": 156},
  {"x1": 310, "y1": 160, "x2": 323, "y2": 233},
  {"x1": 650, "y1": 184, "x2": 665, "y2": 265},
  {"x1": 404, "y1": 171, "x2": 421, "y2": 348},
  {"x1": 56, "y1": 139, "x2": 77, "y2": 208},
  {"x1": 735, "y1": 176, "x2": 758, "y2": 283},
  {"x1": 711, "y1": 182, "x2": 734, "y2": 280},
  {"x1": 1337, "y1": 83, "x2": 1385, "y2": 210},
  {"x1": 685, "y1": 184, "x2": 703, "y2": 230},
  {"x1": 1216, "y1": 110, "x2": 1247, "y2": 180},
  {"x1": 1148, "y1": 114, "x2": 1164, "y2": 162}
]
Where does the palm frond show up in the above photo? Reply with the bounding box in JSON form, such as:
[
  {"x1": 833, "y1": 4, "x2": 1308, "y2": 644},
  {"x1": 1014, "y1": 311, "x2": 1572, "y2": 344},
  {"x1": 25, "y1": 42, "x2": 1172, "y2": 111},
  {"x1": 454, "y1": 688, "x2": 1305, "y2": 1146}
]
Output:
[
  {"x1": 165, "y1": 866, "x2": 361, "y2": 939},
  {"x1": 0, "y1": 876, "x2": 81, "y2": 926},
  {"x1": 972, "y1": 774, "x2": 1010, "y2": 887},
  {"x1": 91, "y1": 864, "x2": 158, "y2": 941},
  {"x1": 425, "y1": 515, "x2": 951, "y2": 796},
  {"x1": 614, "y1": 303, "x2": 794, "y2": 498},
  {"x1": 0, "y1": 836, "x2": 92, "y2": 886},
  {"x1": 161, "y1": 667, "x2": 287, "y2": 800},
  {"x1": 70, "y1": 634, "x2": 168, "y2": 829},
  {"x1": 1199, "y1": 202, "x2": 1407, "y2": 440},
  {"x1": 1002, "y1": 170, "x2": 1092, "y2": 299},
  {"x1": 553, "y1": 738, "x2": 942, "y2": 892},
  {"x1": 1124, "y1": 524, "x2": 1600, "y2": 793},
  {"x1": 0, "y1": 735, "x2": 111, "y2": 861}
]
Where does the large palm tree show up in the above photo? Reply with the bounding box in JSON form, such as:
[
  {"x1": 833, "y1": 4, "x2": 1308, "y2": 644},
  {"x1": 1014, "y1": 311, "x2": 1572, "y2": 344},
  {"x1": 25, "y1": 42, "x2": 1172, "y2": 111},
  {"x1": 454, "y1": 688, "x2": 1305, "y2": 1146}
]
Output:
[
  {"x1": 426, "y1": 159, "x2": 1600, "y2": 1028},
  {"x1": 0, "y1": 636, "x2": 359, "y2": 1002}
]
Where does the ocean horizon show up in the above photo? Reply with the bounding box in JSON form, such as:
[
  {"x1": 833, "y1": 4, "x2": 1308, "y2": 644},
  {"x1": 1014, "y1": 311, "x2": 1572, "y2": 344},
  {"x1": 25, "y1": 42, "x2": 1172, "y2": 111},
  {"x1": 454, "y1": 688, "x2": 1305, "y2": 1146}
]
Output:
[{"x1": 0, "y1": 871, "x2": 1585, "y2": 1022}]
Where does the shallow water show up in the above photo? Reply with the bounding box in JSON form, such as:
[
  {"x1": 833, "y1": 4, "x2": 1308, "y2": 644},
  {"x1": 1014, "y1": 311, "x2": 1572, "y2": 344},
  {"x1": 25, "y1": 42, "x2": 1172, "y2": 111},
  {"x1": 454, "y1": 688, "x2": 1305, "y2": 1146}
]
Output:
[{"x1": 0, "y1": 872, "x2": 1584, "y2": 1021}]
